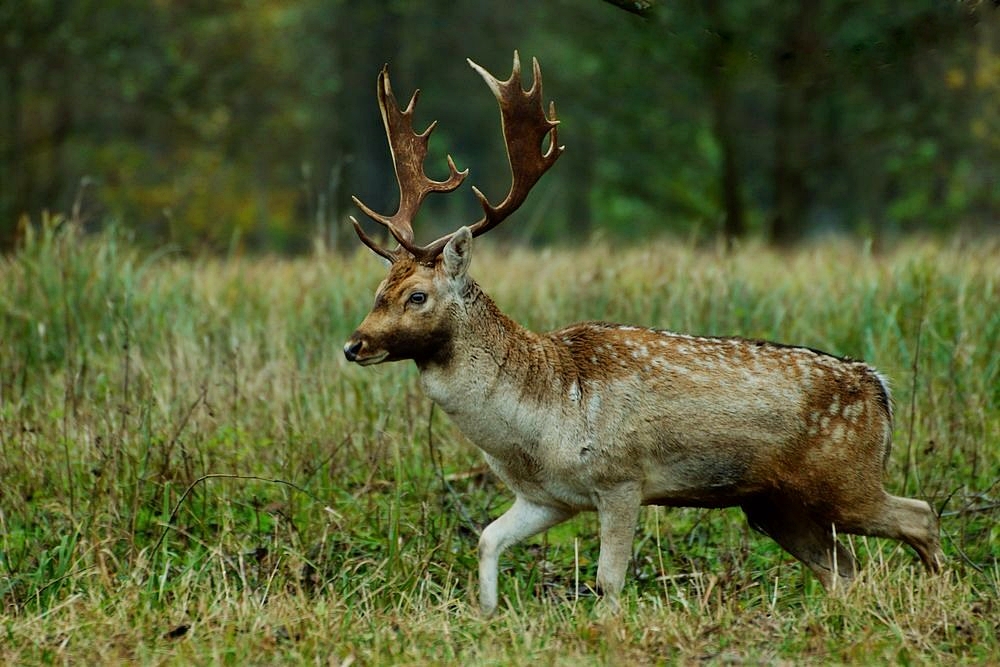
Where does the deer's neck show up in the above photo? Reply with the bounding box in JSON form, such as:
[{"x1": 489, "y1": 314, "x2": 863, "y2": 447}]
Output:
[{"x1": 417, "y1": 280, "x2": 573, "y2": 453}]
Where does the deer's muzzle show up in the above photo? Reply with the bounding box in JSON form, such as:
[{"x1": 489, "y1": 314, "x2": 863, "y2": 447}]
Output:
[{"x1": 343, "y1": 335, "x2": 388, "y2": 365}]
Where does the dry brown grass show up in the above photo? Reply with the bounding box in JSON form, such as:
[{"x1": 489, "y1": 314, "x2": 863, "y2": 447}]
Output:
[{"x1": 1, "y1": 220, "x2": 997, "y2": 664}]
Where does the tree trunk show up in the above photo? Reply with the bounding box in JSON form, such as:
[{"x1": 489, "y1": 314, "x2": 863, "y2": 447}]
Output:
[
  {"x1": 1, "y1": 57, "x2": 22, "y2": 250},
  {"x1": 771, "y1": 65, "x2": 807, "y2": 245},
  {"x1": 567, "y1": 128, "x2": 594, "y2": 239},
  {"x1": 770, "y1": 5, "x2": 821, "y2": 245},
  {"x1": 705, "y1": 0, "x2": 746, "y2": 242}
]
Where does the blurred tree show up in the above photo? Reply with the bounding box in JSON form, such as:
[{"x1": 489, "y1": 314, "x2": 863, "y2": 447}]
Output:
[{"x1": 1, "y1": 0, "x2": 995, "y2": 252}]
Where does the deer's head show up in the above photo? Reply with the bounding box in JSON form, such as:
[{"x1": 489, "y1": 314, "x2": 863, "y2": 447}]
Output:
[{"x1": 344, "y1": 53, "x2": 563, "y2": 366}]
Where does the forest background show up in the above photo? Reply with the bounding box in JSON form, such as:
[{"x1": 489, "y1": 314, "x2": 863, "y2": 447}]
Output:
[
  {"x1": 3, "y1": 2, "x2": 1000, "y2": 662},
  {"x1": 3, "y1": 0, "x2": 998, "y2": 254}
]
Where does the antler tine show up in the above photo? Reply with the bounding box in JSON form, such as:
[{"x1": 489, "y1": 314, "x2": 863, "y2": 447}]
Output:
[
  {"x1": 349, "y1": 215, "x2": 396, "y2": 263},
  {"x1": 416, "y1": 51, "x2": 564, "y2": 261},
  {"x1": 351, "y1": 65, "x2": 468, "y2": 261}
]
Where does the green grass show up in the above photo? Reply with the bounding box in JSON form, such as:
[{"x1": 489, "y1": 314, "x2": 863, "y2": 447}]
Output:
[{"x1": 1, "y1": 216, "x2": 997, "y2": 665}]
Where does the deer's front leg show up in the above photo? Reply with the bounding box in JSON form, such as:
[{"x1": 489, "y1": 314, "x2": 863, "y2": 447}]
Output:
[
  {"x1": 478, "y1": 496, "x2": 575, "y2": 616},
  {"x1": 594, "y1": 483, "x2": 642, "y2": 612}
]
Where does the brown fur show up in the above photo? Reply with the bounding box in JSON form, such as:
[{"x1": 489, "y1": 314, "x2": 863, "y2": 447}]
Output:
[{"x1": 345, "y1": 237, "x2": 944, "y2": 615}]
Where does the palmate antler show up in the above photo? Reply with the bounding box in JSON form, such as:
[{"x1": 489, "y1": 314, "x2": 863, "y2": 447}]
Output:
[{"x1": 351, "y1": 51, "x2": 564, "y2": 264}]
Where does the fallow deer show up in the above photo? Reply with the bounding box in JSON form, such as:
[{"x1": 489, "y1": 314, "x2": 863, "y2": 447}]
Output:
[{"x1": 343, "y1": 53, "x2": 944, "y2": 616}]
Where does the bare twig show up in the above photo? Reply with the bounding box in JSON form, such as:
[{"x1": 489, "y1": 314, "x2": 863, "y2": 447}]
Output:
[
  {"x1": 425, "y1": 403, "x2": 478, "y2": 533},
  {"x1": 940, "y1": 502, "x2": 1000, "y2": 518},
  {"x1": 904, "y1": 284, "x2": 927, "y2": 494},
  {"x1": 151, "y1": 473, "x2": 324, "y2": 556},
  {"x1": 601, "y1": 0, "x2": 656, "y2": 17},
  {"x1": 158, "y1": 385, "x2": 208, "y2": 478}
]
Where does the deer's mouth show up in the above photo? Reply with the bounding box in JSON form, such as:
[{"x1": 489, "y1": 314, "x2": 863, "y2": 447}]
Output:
[
  {"x1": 354, "y1": 351, "x2": 389, "y2": 366},
  {"x1": 344, "y1": 339, "x2": 389, "y2": 365}
]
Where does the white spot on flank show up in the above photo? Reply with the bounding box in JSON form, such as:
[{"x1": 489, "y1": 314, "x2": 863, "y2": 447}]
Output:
[
  {"x1": 629, "y1": 345, "x2": 650, "y2": 360},
  {"x1": 587, "y1": 393, "x2": 602, "y2": 422},
  {"x1": 568, "y1": 381, "x2": 581, "y2": 402}
]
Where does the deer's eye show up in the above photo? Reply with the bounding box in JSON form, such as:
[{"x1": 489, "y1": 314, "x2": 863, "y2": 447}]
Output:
[{"x1": 408, "y1": 291, "x2": 427, "y2": 305}]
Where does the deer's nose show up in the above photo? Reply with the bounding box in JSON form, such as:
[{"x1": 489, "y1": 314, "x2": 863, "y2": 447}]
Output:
[{"x1": 344, "y1": 338, "x2": 364, "y2": 362}]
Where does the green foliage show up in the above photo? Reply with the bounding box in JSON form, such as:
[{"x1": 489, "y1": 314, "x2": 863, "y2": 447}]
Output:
[
  {"x1": 0, "y1": 222, "x2": 997, "y2": 662},
  {"x1": 2, "y1": 2, "x2": 999, "y2": 251}
]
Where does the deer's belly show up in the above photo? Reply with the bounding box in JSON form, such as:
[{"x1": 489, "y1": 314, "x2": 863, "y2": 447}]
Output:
[{"x1": 481, "y1": 450, "x2": 598, "y2": 510}]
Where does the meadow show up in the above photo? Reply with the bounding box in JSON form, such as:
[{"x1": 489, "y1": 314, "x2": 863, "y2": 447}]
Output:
[{"x1": 1, "y1": 218, "x2": 997, "y2": 665}]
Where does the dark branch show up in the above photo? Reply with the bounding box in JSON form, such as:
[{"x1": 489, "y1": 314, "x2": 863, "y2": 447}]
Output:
[{"x1": 601, "y1": 0, "x2": 657, "y2": 18}]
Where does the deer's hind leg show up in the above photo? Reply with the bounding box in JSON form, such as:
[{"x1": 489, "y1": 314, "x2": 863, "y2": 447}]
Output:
[
  {"x1": 831, "y1": 492, "x2": 944, "y2": 573},
  {"x1": 742, "y1": 497, "x2": 857, "y2": 591}
]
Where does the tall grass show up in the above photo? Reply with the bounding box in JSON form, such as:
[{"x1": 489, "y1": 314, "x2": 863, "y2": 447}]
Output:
[{"x1": 1, "y1": 216, "x2": 997, "y2": 664}]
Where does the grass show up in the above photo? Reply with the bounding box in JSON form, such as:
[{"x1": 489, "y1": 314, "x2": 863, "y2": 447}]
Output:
[{"x1": 1, "y1": 215, "x2": 997, "y2": 665}]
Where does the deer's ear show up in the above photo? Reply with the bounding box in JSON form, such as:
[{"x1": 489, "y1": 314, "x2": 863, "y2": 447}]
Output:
[{"x1": 443, "y1": 226, "x2": 472, "y2": 279}]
